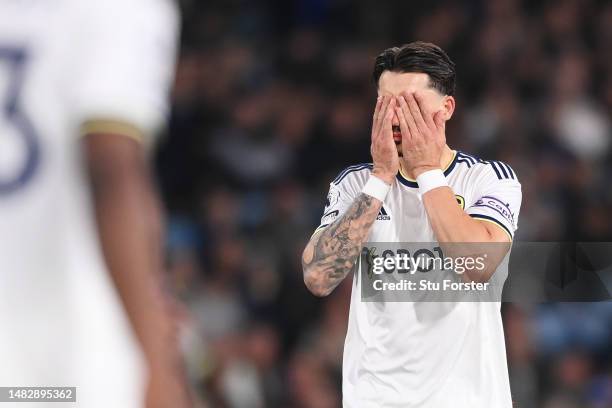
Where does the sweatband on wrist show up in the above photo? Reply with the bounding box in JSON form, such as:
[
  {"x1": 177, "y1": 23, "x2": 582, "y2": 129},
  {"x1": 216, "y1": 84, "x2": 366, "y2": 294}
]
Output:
[
  {"x1": 416, "y1": 169, "x2": 448, "y2": 195},
  {"x1": 362, "y1": 175, "x2": 391, "y2": 202}
]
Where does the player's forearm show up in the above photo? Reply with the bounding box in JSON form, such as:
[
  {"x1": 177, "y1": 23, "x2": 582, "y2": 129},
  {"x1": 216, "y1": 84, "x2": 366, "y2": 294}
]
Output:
[
  {"x1": 422, "y1": 187, "x2": 509, "y2": 281},
  {"x1": 85, "y1": 135, "x2": 177, "y2": 369},
  {"x1": 302, "y1": 193, "x2": 381, "y2": 296},
  {"x1": 93, "y1": 174, "x2": 174, "y2": 364}
]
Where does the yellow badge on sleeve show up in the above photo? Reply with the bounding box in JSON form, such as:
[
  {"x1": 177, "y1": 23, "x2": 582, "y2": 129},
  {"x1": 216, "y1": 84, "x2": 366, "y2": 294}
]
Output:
[{"x1": 455, "y1": 194, "x2": 465, "y2": 209}]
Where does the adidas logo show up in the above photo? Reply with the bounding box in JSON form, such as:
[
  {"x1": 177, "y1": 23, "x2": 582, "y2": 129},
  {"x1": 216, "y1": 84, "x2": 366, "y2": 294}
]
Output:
[{"x1": 377, "y1": 206, "x2": 391, "y2": 221}]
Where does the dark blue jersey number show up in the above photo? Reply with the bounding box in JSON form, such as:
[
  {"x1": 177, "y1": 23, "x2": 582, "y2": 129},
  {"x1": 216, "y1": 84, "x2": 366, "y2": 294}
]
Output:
[{"x1": 0, "y1": 46, "x2": 40, "y2": 195}]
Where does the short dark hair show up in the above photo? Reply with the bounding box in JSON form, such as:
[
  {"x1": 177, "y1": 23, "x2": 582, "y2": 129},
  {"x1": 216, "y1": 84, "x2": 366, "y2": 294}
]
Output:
[{"x1": 372, "y1": 41, "x2": 456, "y2": 96}]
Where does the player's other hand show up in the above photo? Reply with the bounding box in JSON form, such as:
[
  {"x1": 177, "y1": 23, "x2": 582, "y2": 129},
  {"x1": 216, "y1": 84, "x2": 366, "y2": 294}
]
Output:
[
  {"x1": 396, "y1": 92, "x2": 446, "y2": 177},
  {"x1": 371, "y1": 95, "x2": 400, "y2": 185}
]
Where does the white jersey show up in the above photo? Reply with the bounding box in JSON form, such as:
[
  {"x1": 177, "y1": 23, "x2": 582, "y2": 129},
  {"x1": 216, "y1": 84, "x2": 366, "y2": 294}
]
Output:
[
  {"x1": 318, "y1": 151, "x2": 522, "y2": 408},
  {"x1": 0, "y1": 0, "x2": 178, "y2": 407}
]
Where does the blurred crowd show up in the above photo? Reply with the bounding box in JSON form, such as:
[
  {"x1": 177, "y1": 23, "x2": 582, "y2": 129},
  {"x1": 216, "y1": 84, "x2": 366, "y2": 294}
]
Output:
[{"x1": 155, "y1": 0, "x2": 612, "y2": 407}]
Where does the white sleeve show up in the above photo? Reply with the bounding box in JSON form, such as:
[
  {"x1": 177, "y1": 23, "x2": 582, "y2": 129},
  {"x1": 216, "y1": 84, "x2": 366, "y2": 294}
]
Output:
[
  {"x1": 465, "y1": 162, "x2": 522, "y2": 239},
  {"x1": 315, "y1": 165, "x2": 367, "y2": 232},
  {"x1": 69, "y1": 0, "x2": 179, "y2": 140}
]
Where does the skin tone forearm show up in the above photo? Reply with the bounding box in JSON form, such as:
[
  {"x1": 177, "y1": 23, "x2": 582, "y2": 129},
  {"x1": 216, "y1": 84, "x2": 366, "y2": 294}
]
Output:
[
  {"x1": 85, "y1": 133, "x2": 170, "y2": 361},
  {"x1": 85, "y1": 133, "x2": 191, "y2": 408},
  {"x1": 302, "y1": 193, "x2": 381, "y2": 297},
  {"x1": 422, "y1": 187, "x2": 510, "y2": 282}
]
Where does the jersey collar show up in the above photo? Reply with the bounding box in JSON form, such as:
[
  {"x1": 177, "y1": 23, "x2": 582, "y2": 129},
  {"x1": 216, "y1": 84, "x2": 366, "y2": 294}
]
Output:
[{"x1": 396, "y1": 150, "x2": 458, "y2": 188}]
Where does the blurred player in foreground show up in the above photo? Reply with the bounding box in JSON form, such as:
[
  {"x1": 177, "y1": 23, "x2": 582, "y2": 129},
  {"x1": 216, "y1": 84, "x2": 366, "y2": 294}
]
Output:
[
  {"x1": 302, "y1": 42, "x2": 522, "y2": 407},
  {"x1": 0, "y1": 0, "x2": 191, "y2": 407}
]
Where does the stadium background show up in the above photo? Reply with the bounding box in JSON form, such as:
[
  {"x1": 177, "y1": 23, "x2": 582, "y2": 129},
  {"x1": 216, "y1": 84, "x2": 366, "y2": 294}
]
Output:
[{"x1": 155, "y1": 0, "x2": 612, "y2": 406}]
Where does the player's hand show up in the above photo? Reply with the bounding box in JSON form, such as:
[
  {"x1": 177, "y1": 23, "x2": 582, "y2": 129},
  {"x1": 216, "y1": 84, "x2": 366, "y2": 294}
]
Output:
[
  {"x1": 396, "y1": 92, "x2": 446, "y2": 177},
  {"x1": 371, "y1": 95, "x2": 399, "y2": 184}
]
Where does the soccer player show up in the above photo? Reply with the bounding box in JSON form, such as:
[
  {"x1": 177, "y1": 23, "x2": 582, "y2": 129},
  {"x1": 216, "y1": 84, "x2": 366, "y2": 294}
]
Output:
[
  {"x1": 302, "y1": 42, "x2": 522, "y2": 407},
  {"x1": 0, "y1": 0, "x2": 190, "y2": 407}
]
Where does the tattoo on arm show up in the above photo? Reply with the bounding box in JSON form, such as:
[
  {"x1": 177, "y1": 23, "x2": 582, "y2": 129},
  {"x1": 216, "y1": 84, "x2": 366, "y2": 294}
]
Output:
[{"x1": 302, "y1": 193, "x2": 381, "y2": 296}]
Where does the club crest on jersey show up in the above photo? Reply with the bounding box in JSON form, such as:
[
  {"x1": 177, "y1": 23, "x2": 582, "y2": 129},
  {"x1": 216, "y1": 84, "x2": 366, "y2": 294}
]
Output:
[
  {"x1": 455, "y1": 195, "x2": 465, "y2": 210},
  {"x1": 377, "y1": 206, "x2": 391, "y2": 221}
]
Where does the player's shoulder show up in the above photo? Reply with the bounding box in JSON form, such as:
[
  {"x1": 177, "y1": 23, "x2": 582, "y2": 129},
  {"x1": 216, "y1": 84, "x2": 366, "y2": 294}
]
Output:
[
  {"x1": 331, "y1": 162, "x2": 373, "y2": 186},
  {"x1": 455, "y1": 151, "x2": 520, "y2": 184}
]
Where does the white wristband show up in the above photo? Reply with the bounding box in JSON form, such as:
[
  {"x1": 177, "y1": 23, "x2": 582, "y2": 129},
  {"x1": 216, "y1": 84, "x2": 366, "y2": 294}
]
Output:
[
  {"x1": 416, "y1": 169, "x2": 448, "y2": 195},
  {"x1": 362, "y1": 175, "x2": 391, "y2": 202}
]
